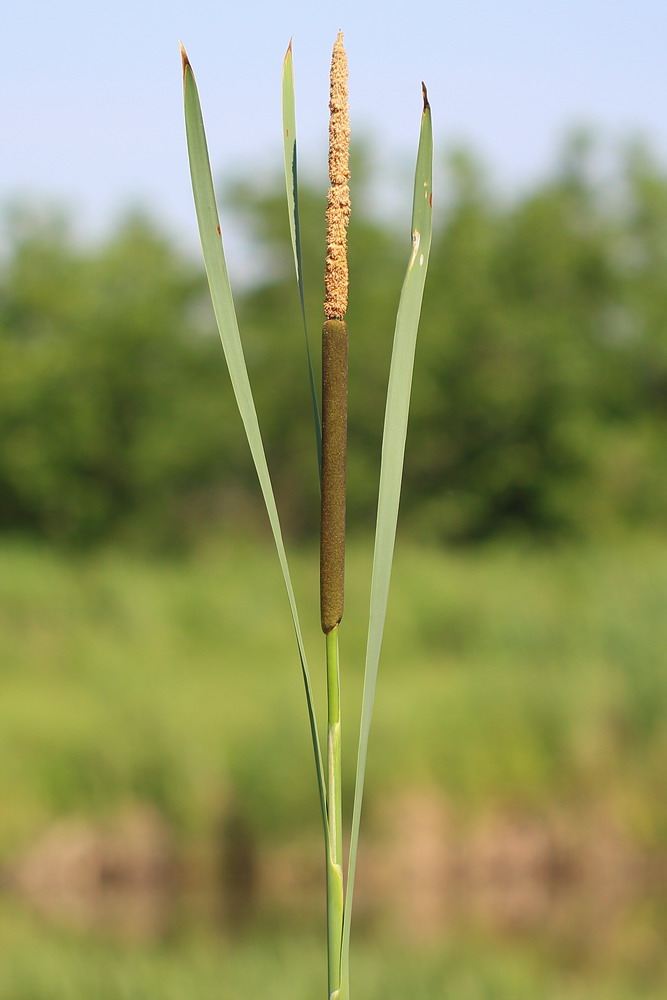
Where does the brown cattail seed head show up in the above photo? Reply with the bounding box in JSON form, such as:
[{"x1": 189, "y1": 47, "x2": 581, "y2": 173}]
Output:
[
  {"x1": 324, "y1": 31, "x2": 351, "y2": 321},
  {"x1": 320, "y1": 319, "x2": 348, "y2": 632}
]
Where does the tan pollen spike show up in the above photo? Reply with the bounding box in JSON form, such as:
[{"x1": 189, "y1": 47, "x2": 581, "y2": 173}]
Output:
[
  {"x1": 320, "y1": 31, "x2": 350, "y2": 633},
  {"x1": 324, "y1": 31, "x2": 351, "y2": 321}
]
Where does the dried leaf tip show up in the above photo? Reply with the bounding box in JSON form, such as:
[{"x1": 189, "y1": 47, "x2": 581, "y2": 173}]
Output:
[
  {"x1": 421, "y1": 82, "x2": 430, "y2": 111},
  {"x1": 284, "y1": 38, "x2": 293, "y2": 63},
  {"x1": 179, "y1": 42, "x2": 191, "y2": 78},
  {"x1": 324, "y1": 30, "x2": 351, "y2": 321}
]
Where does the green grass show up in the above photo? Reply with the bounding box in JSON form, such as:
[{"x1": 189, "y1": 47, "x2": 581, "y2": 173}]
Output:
[
  {"x1": 1, "y1": 900, "x2": 666, "y2": 1000},
  {"x1": 2, "y1": 537, "x2": 667, "y2": 996},
  {"x1": 1, "y1": 536, "x2": 667, "y2": 854}
]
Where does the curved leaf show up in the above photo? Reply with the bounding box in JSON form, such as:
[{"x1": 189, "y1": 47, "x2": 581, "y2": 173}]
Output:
[{"x1": 181, "y1": 45, "x2": 328, "y2": 835}]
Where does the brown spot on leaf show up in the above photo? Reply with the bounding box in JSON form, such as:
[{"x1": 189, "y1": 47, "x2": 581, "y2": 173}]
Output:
[{"x1": 216, "y1": 225, "x2": 221, "y2": 236}]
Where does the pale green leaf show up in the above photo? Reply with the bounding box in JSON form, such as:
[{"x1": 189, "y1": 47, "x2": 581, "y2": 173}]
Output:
[
  {"x1": 340, "y1": 86, "x2": 433, "y2": 994},
  {"x1": 282, "y1": 40, "x2": 322, "y2": 474},
  {"x1": 181, "y1": 47, "x2": 328, "y2": 834}
]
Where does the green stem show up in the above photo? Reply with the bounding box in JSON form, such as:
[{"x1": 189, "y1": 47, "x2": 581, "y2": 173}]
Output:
[{"x1": 326, "y1": 626, "x2": 343, "y2": 999}]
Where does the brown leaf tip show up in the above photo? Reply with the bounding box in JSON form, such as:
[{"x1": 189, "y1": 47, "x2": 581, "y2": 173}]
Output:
[
  {"x1": 284, "y1": 38, "x2": 293, "y2": 63},
  {"x1": 422, "y1": 82, "x2": 430, "y2": 112},
  {"x1": 179, "y1": 42, "x2": 191, "y2": 78}
]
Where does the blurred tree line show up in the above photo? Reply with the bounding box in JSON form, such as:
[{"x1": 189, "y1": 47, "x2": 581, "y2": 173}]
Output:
[{"x1": 2, "y1": 133, "x2": 667, "y2": 549}]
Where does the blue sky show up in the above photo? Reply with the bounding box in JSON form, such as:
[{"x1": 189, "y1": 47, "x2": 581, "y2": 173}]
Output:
[{"x1": 5, "y1": 0, "x2": 667, "y2": 244}]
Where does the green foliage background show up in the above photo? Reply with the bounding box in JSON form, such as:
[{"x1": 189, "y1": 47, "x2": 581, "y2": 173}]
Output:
[
  {"x1": 2, "y1": 131, "x2": 667, "y2": 998},
  {"x1": 3, "y1": 133, "x2": 667, "y2": 550}
]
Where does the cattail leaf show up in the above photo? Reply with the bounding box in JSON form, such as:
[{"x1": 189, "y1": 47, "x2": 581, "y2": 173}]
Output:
[
  {"x1": 341, "y1": 86, "x2": 433, "y2": 990},
  {"x1": 282, "y1": 41, "x2": 322, "y2": 474},
  {"x1": 181, "y1": 46, "x2": 328, "y2": 835}
]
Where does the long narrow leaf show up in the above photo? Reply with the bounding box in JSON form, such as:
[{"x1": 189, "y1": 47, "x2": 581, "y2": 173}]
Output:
[
  {"x1": 181, "y1": 46, "x2": 328, "y2": 835},
  {"x1": 282, "y1": 40, "x2": 322, "y2": 473},
  {"x1": 341, "y1": 85, "x2": 433, "y2": 993}
]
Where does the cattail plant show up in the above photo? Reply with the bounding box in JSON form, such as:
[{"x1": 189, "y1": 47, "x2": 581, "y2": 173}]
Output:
[
  {"x1": 181, "y1": 33, "x2": 432, "y2": 1000},
  {"x1": 320, "y1": 32, "x2": 349, "y2": 1000}
]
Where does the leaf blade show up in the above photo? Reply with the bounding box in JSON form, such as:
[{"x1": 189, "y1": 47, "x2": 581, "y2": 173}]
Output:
[
  {"x1": 341, "y1": 86, "x2": 433, "y2": 994},
  {"x1": 181, "y1": 46, "x2": 328, "y2": 834},
  {"x1": 282, "y1": 41, "x2": 322, "y2": 474}
]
